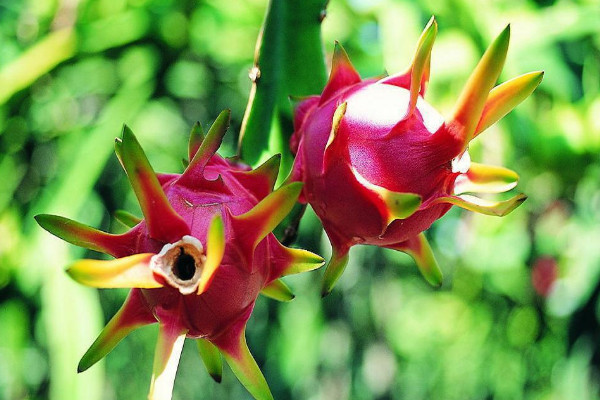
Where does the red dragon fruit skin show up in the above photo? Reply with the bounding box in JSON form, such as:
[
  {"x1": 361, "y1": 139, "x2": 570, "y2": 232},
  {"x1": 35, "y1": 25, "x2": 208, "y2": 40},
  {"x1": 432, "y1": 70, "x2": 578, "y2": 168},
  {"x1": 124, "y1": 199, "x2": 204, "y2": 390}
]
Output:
[
  {"x1": 35, "y1": 110, "x2": 324, "y2": 400},
  {"x1": 289, "y1": 17, "x2": 543, "y2": 295}
]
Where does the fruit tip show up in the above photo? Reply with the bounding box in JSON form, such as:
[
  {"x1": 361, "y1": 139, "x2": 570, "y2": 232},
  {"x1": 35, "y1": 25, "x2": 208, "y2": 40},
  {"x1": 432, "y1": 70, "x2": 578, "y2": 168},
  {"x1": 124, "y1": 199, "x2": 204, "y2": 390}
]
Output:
[
  {"x1": 536, "y1": 70, "x2": 545, "y2": 81},
  {"x1": 120, "y1": 124, "x2": 134, "y2": 139},
  {"x1": 426, "y1": 15, "x2": 437, "y2": 30},
  {"x1": 282, "y1": 181, "x2": 304, "y2": 204},
  {"x1": 285, "y1": 181, "x2": 304, "y2": 195},
  {"x1": 501, "y1": 23, "x2": 511, "y2": 39},
  {"x1": 33, "y1": 214, "x2": 57, "y2": 231},
  {"x1": 488, "y1": 24, "x2": 511, "y2": 53},
  {"x1": 494, "y1": 24, "x2": 511, "y2": 51},
  {"x1": 527, "y1": 70, "x2": 545, "y2": 84},
  {"x1": 64, "y1": 266, "x2": 74, "y2": 277},
  {"x1": 320, "y1": 278, "x2": 335, "y2": 297},
  {"x1": 332, "y1": 41, "x2": 349, "y2": 59},
  {"x1": 212, "y1": 109, "x2": 232, "y2": 126},
  {"x1": 76, "y1": 361, "x2": 88, "y2": 374},
  {"x1": 288, "y1": 94, "x2": 306, "y2": 108}
]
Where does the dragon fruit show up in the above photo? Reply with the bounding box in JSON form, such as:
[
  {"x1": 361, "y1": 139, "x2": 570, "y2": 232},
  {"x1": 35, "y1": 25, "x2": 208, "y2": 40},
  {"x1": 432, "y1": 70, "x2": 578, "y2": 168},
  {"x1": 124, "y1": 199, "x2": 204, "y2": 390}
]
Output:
[
  {"x1": 35, "y1": 110, "x2": 324, "y2": 400},
  {"x1": 289, "y1": 17, "x2": 543, "y2": 295}
]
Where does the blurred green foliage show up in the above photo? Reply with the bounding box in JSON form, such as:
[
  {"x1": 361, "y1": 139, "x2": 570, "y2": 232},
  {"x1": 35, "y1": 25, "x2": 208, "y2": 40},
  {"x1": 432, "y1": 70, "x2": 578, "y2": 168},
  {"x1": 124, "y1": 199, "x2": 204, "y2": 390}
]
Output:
[{"x1": 1, "y1": 0, "x2": 599, "y2": 399}]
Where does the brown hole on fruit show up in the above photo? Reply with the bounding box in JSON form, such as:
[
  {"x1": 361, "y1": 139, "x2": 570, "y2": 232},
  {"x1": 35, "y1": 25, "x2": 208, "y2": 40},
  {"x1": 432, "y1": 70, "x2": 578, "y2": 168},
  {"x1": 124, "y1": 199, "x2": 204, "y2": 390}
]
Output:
[
  {"x1": 151, "y1": 236, "x2": 207, "y2": 295},
  {"x1": 173, "y1": 248, "x2": 196, "y2": 281}
]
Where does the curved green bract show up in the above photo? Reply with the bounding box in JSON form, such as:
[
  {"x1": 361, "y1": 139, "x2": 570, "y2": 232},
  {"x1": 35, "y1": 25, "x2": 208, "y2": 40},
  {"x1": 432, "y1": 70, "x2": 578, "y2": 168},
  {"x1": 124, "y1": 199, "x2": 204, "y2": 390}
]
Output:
[
  {"x1": 196, "y1": 339, "x2": 223, "y2": 383},
  {"x1": 260, "y1": 279, "x2": 295, "y2": 302}
]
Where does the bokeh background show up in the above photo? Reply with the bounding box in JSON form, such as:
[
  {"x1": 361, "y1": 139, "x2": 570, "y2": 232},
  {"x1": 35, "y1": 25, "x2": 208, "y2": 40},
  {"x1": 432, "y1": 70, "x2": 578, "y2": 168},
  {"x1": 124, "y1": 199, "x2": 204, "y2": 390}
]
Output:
[{"x1": 1, "y1": 0, "x2": 600, "y2": 399}]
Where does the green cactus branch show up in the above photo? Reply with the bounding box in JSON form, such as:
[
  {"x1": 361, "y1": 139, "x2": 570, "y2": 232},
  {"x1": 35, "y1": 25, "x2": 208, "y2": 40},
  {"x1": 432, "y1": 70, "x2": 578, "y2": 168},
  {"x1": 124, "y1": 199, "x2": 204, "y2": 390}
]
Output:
[{"x1": 238, "y1": 0, "x2": 328, "y2": 179}]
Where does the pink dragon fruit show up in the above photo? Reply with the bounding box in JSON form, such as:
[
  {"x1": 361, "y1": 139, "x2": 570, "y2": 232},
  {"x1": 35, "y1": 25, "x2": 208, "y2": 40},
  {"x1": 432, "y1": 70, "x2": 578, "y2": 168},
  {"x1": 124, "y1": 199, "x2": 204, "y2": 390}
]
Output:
[
  {"x1": 289, "y1": 17, "x2": 543, "y2": 295},
  {"x1": 36, "y1": 110, "x2": 324, "y2": 400}
]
